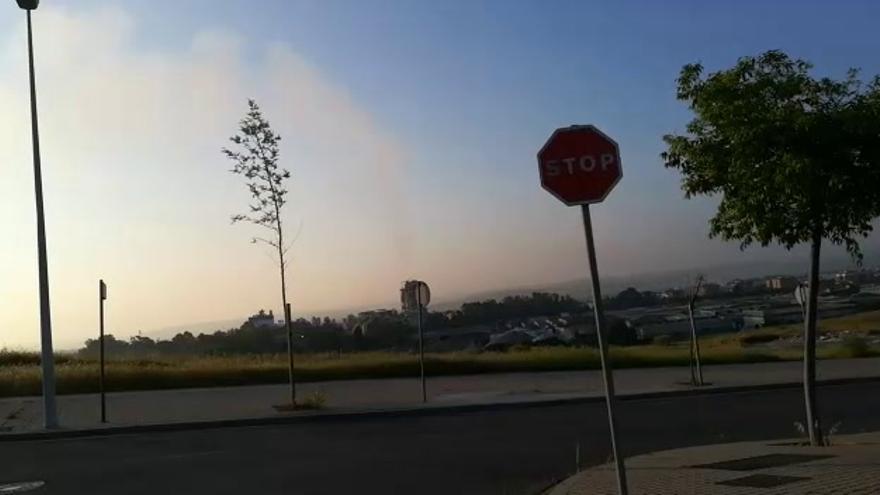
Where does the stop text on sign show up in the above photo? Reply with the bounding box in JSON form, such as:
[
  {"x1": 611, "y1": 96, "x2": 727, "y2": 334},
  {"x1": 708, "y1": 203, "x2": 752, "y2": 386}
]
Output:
[
  {"x1": 537, "y1": 125, "x2": 622, "y2": 205},
  {"x1": 544, "y1": 153, "x2": 616, "y2": 176}
]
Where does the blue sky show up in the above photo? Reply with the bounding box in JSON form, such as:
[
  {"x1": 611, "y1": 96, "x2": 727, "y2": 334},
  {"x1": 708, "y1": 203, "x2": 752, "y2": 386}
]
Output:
[
  {"x1": 133, "y1": 0, "x2": 880, "y2": 240},
  {"x1": 1, "y1": 1, "x2": 878, "y2": 348}
]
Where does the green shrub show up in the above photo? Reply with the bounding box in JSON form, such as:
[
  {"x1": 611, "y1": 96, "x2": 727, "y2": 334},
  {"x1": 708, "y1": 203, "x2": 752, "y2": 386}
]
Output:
[
  {"x1": 739, "y1": 333, "x2": 781, "y2": 345},
  {"x1": 841, "y1": 336, "x2": 870, "y2": 357},
  {"x1": 300, "y1": 390, "x2": 327, "y2": 410}
]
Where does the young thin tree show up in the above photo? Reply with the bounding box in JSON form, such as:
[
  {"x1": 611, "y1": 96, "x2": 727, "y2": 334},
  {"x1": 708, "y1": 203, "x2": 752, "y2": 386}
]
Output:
[
  {"x1": 223, "y1": 99, "x2": 296, "y2": 405},
  {"x1": 662, "y1": 51, "x2": 880, "y2": 446},
  {"x1": 687, "y1": 275, "x2": 705, "y2": 386}
]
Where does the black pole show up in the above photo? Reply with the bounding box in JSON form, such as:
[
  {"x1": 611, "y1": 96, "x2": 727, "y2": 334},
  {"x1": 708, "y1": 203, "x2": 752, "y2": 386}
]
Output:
[
  {"x1": 99, "y1": 280, "x2": 106, "y2": 423},
  {"x1": 688, "y1": 306, "x2": 696, "y2": 385},
  {"x1": 581, "y1": 204, "x2": 628, "y2": 495},
  {"x1": 26, "y1": 7, "x2": 58, "y2": 429},
  {"x1": 417, "y1": 287, "x2": 426, "y2": 403},
  {"x1": 285, "y1": 303, "x2": 296, "y2": 405}
]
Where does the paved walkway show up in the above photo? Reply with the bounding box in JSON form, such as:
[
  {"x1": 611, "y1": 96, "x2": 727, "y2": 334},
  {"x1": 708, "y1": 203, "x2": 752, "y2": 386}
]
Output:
[
  {"x1": 1, "y1": 357, "x2": 878, "y2": 433},
  {"x1": 549, "y1": 431, "x2": 880, "y2": 494}
]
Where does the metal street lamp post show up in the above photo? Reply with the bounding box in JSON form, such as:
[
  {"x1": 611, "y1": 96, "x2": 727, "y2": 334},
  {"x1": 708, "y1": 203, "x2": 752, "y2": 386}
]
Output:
[{"x1": 16, "y1": 0, "x2": 58, "y2": 429}]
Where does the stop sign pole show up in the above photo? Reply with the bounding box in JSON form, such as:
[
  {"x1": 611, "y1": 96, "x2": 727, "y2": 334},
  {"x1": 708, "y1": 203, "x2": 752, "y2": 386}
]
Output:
[{"x1": 537, "y1": 125, "x2": 628, "y2": 495}]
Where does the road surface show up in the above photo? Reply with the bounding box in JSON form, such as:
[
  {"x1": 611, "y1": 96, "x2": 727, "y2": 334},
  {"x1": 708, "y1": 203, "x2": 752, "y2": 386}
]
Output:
[{"x1": 2, "y1": 381, "x2": 880, "y2": 494}]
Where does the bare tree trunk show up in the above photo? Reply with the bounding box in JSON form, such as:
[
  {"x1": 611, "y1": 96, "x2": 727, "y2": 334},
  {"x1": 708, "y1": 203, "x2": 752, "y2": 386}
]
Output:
[
  {"x1": 687, "y1": 302, "x2": 703, "y2": 386},
  {"x1": 803, "y1": 230, "x2": 823, "y2": 446},
  {"x1": 687, "y1": 276, "x2": 704, "y2": 386},
  {"x1": 688, "y1": 318, "x2": 696, "y2": 385},
  {"x1": 279, "y1": 246, "x2": 295, "y2": 406}
]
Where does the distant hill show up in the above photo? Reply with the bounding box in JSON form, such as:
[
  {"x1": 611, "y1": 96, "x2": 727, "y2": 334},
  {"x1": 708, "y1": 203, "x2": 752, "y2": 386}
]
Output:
[
  {"x1": 434, "y1": 254, "x2": 876, "y2": 308},
  {"x1": 144, "y1": 318, "x2": 245, "y2": 340},
  {"x1": 139, "y1": 252, "x2": 876, "y2": 340}
]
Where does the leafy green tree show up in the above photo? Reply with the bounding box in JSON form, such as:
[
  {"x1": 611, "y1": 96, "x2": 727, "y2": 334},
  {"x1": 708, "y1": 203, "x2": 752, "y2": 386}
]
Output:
[
  {"x1": 223, "y1": 99, "x2": 297, "y2": 403},
  {"x1": 606, "y1": 287, "x2": 660, "y2": 310},
  {"x1": 662, "y1": 50, "x2": 880, "y2": 445}
]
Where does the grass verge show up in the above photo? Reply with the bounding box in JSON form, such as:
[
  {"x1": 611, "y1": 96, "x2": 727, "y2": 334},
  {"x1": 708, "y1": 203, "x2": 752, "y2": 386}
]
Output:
[
  {"x1": 2, "y1": 310, "x2": 878, "y2": 398},
  {"x1": 0, "y1": 344, "x2": 877, "y2": 398}
]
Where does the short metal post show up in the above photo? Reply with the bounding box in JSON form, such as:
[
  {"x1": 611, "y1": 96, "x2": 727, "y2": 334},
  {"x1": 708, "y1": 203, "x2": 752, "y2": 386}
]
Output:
[
  {"x1": 687, "y1": 302, "x2": 703, "y2": 386},
  {"x1": 581, "y1": 204, "x2": 628, "y2": 495},
  {"x1": 99, "y1": 279, "x2": 106, "y2": 423},
  {"x1": 285, "y1": 303, "x2": 296, "y2": 405},
  {"x1": 417, "y1": 289, "x2": 426, "y2": 403}
]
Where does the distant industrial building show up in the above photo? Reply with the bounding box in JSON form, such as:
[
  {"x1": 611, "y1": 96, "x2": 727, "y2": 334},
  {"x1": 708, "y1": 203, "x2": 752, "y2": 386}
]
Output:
[
  {"x1": 765, "y1": 276, "x2": 800, "y2": 291},
  {"x1": 726, "y1": 278, "x2": 766, "y2": 295},
  {"x1": 423, "y1": 326, "x2": 492, "y2": 352},
  {"x1": 484, "y1": 329, "x2": 535, "y2": 350},
  {"x1": 835, "y1": 269, "x2": 880, "y2": 284},
  {"x1": 741, "y1": 301, "x2": 860, "y2": 329},
  {"x1": 741, "y1": 307, "x2": 803, "y2": 329},
  {"x1": 633, "y1": 315, "x2": 738, "y2": 341}
]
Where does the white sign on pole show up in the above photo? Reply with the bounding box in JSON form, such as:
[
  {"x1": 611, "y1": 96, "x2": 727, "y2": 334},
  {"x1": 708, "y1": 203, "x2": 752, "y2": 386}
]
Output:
[
  {"x1": 417, "y1": 281, "x2": 431, "y2": 307},
  {"x1": 794, "y1": 284, "x2": 807, "y2": 307}
]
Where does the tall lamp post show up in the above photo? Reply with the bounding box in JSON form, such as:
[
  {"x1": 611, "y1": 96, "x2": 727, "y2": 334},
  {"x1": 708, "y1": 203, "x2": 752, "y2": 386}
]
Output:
[{"x1": 17, "y1": 0, "x2": 58, "y2": 429}]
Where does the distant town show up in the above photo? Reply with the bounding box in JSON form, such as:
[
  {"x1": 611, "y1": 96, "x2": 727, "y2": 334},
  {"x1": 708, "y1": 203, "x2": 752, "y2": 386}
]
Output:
[{"x1": 79, "y1": 267, "x2": 880, "y2": 358}]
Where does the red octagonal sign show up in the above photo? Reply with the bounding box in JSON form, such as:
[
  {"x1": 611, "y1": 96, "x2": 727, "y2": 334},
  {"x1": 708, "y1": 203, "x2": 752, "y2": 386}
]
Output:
[{"x1": 537, "y1": 125, "x2": 622, "y2": 206}]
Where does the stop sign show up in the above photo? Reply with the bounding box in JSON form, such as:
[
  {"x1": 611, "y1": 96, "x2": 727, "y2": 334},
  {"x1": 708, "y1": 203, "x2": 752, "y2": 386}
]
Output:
[{"x1": 537, "y1": 125, "x2": 622, "y2": 205}]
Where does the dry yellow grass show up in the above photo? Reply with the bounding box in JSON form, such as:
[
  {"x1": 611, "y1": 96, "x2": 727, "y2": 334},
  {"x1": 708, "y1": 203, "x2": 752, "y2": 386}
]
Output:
[{"x1": 1, "y1": 310, "x2": 877, "y2": 398}]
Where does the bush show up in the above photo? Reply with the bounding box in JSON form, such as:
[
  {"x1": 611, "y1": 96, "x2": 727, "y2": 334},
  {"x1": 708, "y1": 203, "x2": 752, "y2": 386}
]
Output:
[
  {"x1": 0, "y1": 350, "x2": 40, "y2": 366},
  {"x1": 652, "y1": 335, "x2": 673, "y2": 346},
  {"x1": 841, "y1": 336, "x2": 870, "y2": 358},
  {"x1": 0, "y1": 350, "x2": 80, "y2": 366},
  {"x1": 739, "y1": 333, "x2": 781, "y2": 345},
  {"x1": 300, "y1": 390, "x2": 327, "y2": 410}
]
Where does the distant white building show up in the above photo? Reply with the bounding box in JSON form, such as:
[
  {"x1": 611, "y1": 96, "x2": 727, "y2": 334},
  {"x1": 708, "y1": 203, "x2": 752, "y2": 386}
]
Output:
[
  {"x1": 247, "y1": 309, "x2": 277, "y2": 328},
  {"x1": 766, "y1": 276, "x2": 799, "y2": 291}
]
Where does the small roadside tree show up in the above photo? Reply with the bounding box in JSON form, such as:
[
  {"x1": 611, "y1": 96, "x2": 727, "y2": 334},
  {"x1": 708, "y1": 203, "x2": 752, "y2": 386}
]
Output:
[
  {"x1": 662, "y1": 50, "x2": 880, "y2": 446},
  {"x1": 223, "y1": 99, "x2": 297, "y2": 404},
  {"x1": 687, "y1": 274, "x2": 705, "y2": 386}
]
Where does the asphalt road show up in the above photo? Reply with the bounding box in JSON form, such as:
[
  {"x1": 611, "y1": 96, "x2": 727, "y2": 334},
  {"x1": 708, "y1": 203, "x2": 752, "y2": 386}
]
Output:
[{"x1": 2, "y1": 381, "x2": 880, "y2": 495}]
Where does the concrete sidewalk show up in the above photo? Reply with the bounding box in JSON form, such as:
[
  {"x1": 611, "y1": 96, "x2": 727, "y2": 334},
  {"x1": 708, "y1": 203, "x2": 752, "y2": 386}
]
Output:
[
  {"x1": 1, "y1": 357, "x2": 878, "y2": 434},
  {"x1": 549, "y1": 431, "x2": 880, "y2": 494}
]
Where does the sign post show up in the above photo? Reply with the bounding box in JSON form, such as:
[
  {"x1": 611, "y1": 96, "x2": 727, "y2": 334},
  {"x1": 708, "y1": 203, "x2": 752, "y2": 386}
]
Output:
[
  {"x1": 415, "y1": 282, "x2": 430, "y2": 403},
  {"x1": 795, "y1": 284, "x2": 807, "y2": 320},
  {"x1": 285, "y1": 302, "x2": 296, "y2": 406},
  {"x1": 537, "y1": 125, "x2": 627, "y2": 495},
  {"x1": 401, "y1": 280, "x2": 431, "y2": 402},
  {"x1": 98, "y1": 279, "x2": 107, "y2": 423}
]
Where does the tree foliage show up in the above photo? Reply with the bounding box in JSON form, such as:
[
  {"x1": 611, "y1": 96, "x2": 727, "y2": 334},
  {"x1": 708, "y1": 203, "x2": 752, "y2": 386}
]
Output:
[
  {"x1": 662, "y1": 50, "x2": 880, "y2": 259},
  {"x1": 445, "y1": 292, "x2": 585, "y2": 327},
  {"x1": 605, "y1": 287, "x2": 660, "y2": 310},
  {"x1": 223, "y1": 99, "x2": 291, "y2": 251},
  {"x1": 77, "y1": 292, "x2": 596, "y2": 357}
]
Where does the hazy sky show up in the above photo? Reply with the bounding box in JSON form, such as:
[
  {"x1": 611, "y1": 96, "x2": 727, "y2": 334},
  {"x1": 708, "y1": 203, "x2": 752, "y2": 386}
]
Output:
[{"x1": 1, "y1": 1, "x2": 879, "y2": 349}]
